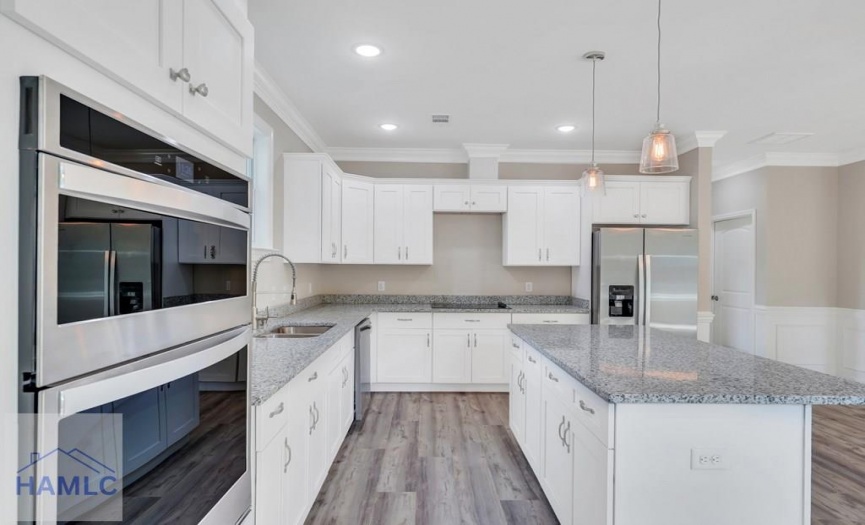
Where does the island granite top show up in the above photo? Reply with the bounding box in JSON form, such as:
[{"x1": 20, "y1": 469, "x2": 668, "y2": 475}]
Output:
[{"x1": 509, "y1": 324, "x2": 865, "y2": 405}]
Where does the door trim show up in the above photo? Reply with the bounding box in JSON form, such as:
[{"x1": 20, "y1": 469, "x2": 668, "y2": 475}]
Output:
[{"x1": 710, "y1": 209, "x2": 757, "y2": 350}]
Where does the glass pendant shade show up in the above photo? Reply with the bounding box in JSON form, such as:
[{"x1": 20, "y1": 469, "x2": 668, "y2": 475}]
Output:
[
  {"x1": 639, "y1": 124, "x2": 678, "y2": 174},
  {"x1": 582, "y1": 164, "x2": 606, "y2": 194}
]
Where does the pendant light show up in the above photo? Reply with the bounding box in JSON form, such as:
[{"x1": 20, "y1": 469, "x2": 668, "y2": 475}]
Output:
[
  {"x1": 639, "y1": 0, "x2": 679, "y2": 174},
  {"x1": 582, "y1": 51, "x2": 606, "y2": 194}
]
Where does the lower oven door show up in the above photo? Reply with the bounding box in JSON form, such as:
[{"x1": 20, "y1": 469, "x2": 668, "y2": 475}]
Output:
[
  {"x1": 35, "y1": 153, "x2": 251, "y2": 387},
  {"x1": 27, "y1": 326, "x2": 252, "y2": 524}
]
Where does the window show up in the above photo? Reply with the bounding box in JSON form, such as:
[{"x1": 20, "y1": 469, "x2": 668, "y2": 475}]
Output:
[{"x1": 250, "y1": 115, "x2": 274, "y2": 249}]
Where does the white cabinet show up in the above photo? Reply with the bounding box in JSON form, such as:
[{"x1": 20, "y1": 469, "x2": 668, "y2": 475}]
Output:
[
  {"x1": 305, "y1": 369, "x2": 329, "y2": 500},
  {"x1": 177, "y1": 220, "x2": 246, "y2": 264},
  {"x1": 3, "y1": 0, "x2": 254, "y2": 155},
  {"x1": 255, "y1": 427, "x2": 285, "y2": 525},
  {"x1": 377, "y1": 329, "x2": 432, "y2": 383},
  {"x1": 471, "y1": 331, "x2": 509, "y2": 384},
  {"x1": 283, "y1": 156, "x2": 324, "y2": 263},
  {"x1": 591, "y1": 177, "x2": 690, "y2": 226},
  {"x1": 509, "y1": 339, "x2": 526, "y2": 445},
  {"x1": 326, "y1": 341, "x2": 354, "y2": 461},
  {"x1": 341, "y1": 179, "x2": 374, "y2": 264},
  {"x1": 523, "y1": 348, "x2": 544, "y2": 471},
  {"x1": 432, "y1": 330, "x2": 472, "y2": 383},
  {"x1": 542, "y1": 380, "x2": 576, "y2": 525},
  {"x1": 504, "y1": 186, "x2": 581, "y2": 266},
  {"x1": 572, "y1": 421, "x2": 614, "y2": 525},
  {"x1": 433, "y1": 183, "x2": 507, "y2": 212},
  {"x1": 321, "y1": 167, "x2": 342, "y2": 263},
  {"x1": 373, "y1": 184, "x2": 433, "y2": 265}
]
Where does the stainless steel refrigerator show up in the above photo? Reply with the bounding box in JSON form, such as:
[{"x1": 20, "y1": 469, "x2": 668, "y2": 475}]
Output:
[
  {"x1": 592, "y1": 228, "x2": 697, "y2": 335},
  {"x1": 58, "y1": 222, "x2": 160, "y2": 324}
]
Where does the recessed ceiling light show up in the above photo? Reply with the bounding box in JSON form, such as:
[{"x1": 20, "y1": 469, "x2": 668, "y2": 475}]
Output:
[
  {"x1": 557, "y1": 125, "x2": 576, "y2": 133},
  {"x1": 354, "y1": 45, "x2": 382, "y2": 58},
  {"x1": 379, "y1": 123, "x2": 398, "y2": 131}
]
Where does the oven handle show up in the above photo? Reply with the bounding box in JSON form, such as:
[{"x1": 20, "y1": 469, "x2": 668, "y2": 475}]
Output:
[{"x1": 38, "y1": 325, "x2": 251, "y2": 417}]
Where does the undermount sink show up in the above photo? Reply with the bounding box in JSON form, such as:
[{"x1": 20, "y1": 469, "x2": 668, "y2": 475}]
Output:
[{"x1": 261, "y1": 325, "x2": 334, "y2": 338}]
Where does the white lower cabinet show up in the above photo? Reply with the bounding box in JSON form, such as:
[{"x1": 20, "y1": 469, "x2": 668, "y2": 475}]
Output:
[
  {"x1": 377, "y1": 329, "x2": 432, "y2": 383},
  {"x1": 433, "y1": 330, "x2": 472, "y2": 383},
  {"x1": 471, "y1": 330, "x2": 509, "y2": 383},
  {"x1": 255, "y1": 332, "x2": 355, "y2": 524},
  {"x1": 510, "y1": 342, "x2": 615, "y2": 525}
]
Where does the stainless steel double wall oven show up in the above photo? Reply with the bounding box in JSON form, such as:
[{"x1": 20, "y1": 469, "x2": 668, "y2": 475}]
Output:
[{"x1": 18, "y1": 76, "x2": 252, "y2": 523}]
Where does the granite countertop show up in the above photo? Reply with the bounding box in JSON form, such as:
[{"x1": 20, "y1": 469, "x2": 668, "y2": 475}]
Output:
[
  {"x1": 250, "y1": 302, "x2": 590, "y2": 404},
  {"x1": 509, "y1": 324, "x2": 865, "y2": 405}
]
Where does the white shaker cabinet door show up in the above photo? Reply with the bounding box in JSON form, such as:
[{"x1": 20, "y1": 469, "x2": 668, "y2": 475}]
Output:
[
  {"x1": 639, "y1": 181, "x2": 690, "y2": 225},
  {"x1": 470, "y1": 185, "x2": 508, "y2": 212},
  {"x1": 2, "y1": 0, "x2": 184, "y2": 112},
  {"x1": 377, "y1": 330, "x2": 432, "y2": 383},
  {"x1": 509, "y1": 361, "x2": 526, "y2": 445},
  {"x1": 433, "y1": 184, "x2": 471, "y2": 212},
  {"x1": 471, "y1": 331, "x2": 509, "y2": 384},
  {"x1": 403, "y1": 185, "x2": 434, "y2": 265},
  {"x1": 320, "y1": 168, "x2": 342, "y2": 262},
  {"x1": 181, "y1": 0, "x2": 254, "y2": 154},
  {"x1": 504, "y1": 187, "x2": 544, "y2": 265},
  {"x1": 373, "y1": 185, "x2": 405, "y2": 264},
  {"x1": 432, "y1": 330, "x2": 472, "y2": 383},
  {"x1": 572, "y1": 421, "x2": 614, "y2": 525},
  {"x1": 542, "y1": 391, "x2": 575, "y2": 525},
  {"x1": 592, "y1": 181, "x2": 641, "y2": 225},
  {"x1": 543, "y1": 187, "x2": 581, "y2": 265},
  {"x1": 341, "y1": 179, "x2": 375, "y2": 263}
]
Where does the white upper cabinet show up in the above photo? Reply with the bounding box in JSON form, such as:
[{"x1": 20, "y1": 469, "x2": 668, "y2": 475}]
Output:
[
  {"x1": 2, "y1": 0, "x2": 254, "y2": 156},
  {"x1": 340, "y1": 179, "x2": 374, "y2": 264},
  {"x1": 504, "y1": 186, "x2": 580, "y2": 266},
  {"x1": 374, "y1": 185, "x2": 433, "y2": 265},
  {"x1": 434, "y1": 183, "x2": 507, "y2": 213},
  {"x1": 181, "y1": 0, "x2": 254, "y2": 154},
  {"x1": 283, "y1": 156, "x2": 324, "y2": 263},
  {"x1": 592, "y1": 176, "x2": 690, "y2": 226},
  {"x1": 320, "y1": 167, "x2": 342, "y2": 263}
]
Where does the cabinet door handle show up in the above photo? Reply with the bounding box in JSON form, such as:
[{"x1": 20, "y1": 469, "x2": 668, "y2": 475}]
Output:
[
  {"x1": 405, "y1": 246, "x2": 409, "y2": 260},
  {"x1": 579, "y1": 400, "x2": 596, "y2": 415},
  {"x1": 557, "y1": 415, "x2": 566, "y2": 445},
  {"x1": 284, "y1": 438, "x2": 292, "y2": 472},
  {"x1": 427, "y1": 332, "x2": 431, "y2": 348},
  {"x1": 344, "y1": 245, "x2": 348, "y2": 259},
  {"x1": 512, "y1": 341, "x2": 520, "y2": 348},
  {"x1": 314, "y1": 402, "x2": 320, "y2": 427},
  {"x1": 528, "y1": 355, "x2": 537, "y2": 364},
  {"x1": 309, "y1": 406, "x2": 315, "y2": 435},
  {"x1": 269, "y1": 402, "x2": 284, "y2": 418},
  {"x1": 563, "y1": 420, "x2": 571, "y2": 453},
  {"x1": 467, "y1": 333, "x2": 471, "y2": 347},
  {"x1": 474, "y1": 333, "x2": 478, "y2": 347},
  {"x1": 308, "y1": 372, "x2": 318, "y2": 382},
  {"x1": 398, "y1": 246, "x2": 402, "y2": 260},
  {"x1": 169, "y1": 67, "x2": 191, "y2": 82},
  {"x1": 210, "y1": 245, "x2": 216, "y2": 259},
  {"x1": 189, "y1": 82, "x2": 209, "y2": 97},
  {"x1": 546, "y1": 248, "x2": 550, "y2": 261},
  {"x1": 538, "y1": 248, "x2": 542, "y2": 262},
  {"x1": 548, "y1": 372, "x2": 559, "y2": 382}
]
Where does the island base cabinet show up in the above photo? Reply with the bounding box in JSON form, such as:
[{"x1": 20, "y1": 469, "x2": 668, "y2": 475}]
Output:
[
  {"x1": 255, "y1": 400, "x2": 308, "y2": 525},
  {"x1": 509, "y1": 360, "x2": 526, "y2": 444},
  {"x1": 523, "y1": 352, "x2": 543, "y2": 471},
  {"x1": 541, "y1": 386, "x2": 575, "y2": 525},
  {"x1": 572, "y1": 422, "x2": 613, "y2": 525}
]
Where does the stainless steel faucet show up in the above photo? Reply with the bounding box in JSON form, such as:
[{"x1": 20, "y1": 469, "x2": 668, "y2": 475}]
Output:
[{"x1": 252, "y1": 252, "x2": 297, "y2": 328}]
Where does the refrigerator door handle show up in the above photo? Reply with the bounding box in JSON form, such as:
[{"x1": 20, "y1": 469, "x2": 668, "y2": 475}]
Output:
[
  {"x1": 637, "y1": 254, "x2": 646, "y2": 326},
  {"x1": 102, "y1": 251, "x2": 111, "y2": 317},
  {"x1": 108, "y1": 250, "x2": 118, "y2": 316},
  {"x1": 645, "y1": 255, "x2": 652, "y2": 328}
]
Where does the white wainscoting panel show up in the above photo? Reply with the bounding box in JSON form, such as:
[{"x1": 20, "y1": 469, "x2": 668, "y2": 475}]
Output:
[
  {"x1": 838, "y1": 308, "x2": 865, "y2": 383},
  {"x1": 754, "y1": 306, "x2": 838, "y2": 375}
]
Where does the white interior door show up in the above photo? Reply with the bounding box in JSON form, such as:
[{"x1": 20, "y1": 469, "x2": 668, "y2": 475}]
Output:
[{"x1": 712, "y1": 215, "x2": 755, "y2": 353}]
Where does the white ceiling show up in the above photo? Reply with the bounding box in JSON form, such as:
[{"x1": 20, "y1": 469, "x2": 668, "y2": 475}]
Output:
[{"x1": 249, "y1": 0, "x2": 865, "y2": 167}]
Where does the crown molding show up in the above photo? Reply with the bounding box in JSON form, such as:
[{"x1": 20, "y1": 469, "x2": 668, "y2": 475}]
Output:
[
  {"x1": 838, "y1": 147, "x2": 865, "y2": 167},
  {"x1": 253, "y1": 62, "x2": 327, "y2": 153},
  {"x1": 327, "y1": 147, "x2": 468, "y2": 163},
  {"x1": 676, "y1": 131, "x2": 728, "y2": 154},
  {"x1": 502, "y1": 149, "x2": 641, "y2": 164},
  {"x1": 713, "y1": 150, "x2": 851, "y2": 181},
  {"x1": 463, "y1": 143, "x2": 510, "y2": 158},
  {"x1": 763, "y1": 151, "x2": 840, "y2": 167},
  {"x1": 713, "y1": 154, "x2": 769, "y2": 182},
  {"x1": 326, "y1": 147, "x2": 641, "y2": 165}
]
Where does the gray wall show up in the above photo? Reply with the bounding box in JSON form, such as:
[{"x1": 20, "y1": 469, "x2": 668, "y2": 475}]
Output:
[
  {"x1": 838, "y1": 160, "x2": 865, "y2": 309},
  {"x1": 713, "y1": 165, "x2": 840, "y2": 307}
]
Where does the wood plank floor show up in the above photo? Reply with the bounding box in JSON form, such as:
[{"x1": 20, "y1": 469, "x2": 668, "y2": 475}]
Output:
[
  {"x1": 812, "y1": 405, "x2": 865, "y2": 524},
  {"x1": 306, "y1": 392, "x2": 557, "y2": 525},
  {"x1": 309, "y1": 394, "x2": 865, "y2": 525}
]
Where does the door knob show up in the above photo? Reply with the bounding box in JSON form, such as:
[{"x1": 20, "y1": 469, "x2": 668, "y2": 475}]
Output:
[{"x1": 711, "y1": 295, "x2": 720, "y2": 301}]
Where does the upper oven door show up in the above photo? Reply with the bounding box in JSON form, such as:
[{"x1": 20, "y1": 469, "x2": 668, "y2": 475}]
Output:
[{"x1": 37, "y1": 153, "x2": 251, "y2": 387}]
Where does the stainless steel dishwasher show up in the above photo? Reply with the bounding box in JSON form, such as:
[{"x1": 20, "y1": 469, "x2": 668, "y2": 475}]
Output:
[{"x1": 354, "y1": 318, "x2": 372, "y2": 422}]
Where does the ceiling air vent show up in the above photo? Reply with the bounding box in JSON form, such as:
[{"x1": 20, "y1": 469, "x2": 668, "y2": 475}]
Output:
[
  {"x1": 749, "y1": 132, "x2": 814, "y2": 145},
  {"x1": 431, "y1": 114, "x2": 450, "y2": 124}
]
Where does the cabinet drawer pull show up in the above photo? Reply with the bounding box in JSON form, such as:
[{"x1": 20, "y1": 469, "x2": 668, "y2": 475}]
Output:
[
  {"x1": 169, "y1": 67, "x2": 191, "y2": 82},
  {"x1": 548, "y1": 372, "x2": 559, "y2": 382},
  {"x1": 465, "y1": 319, "x2": 481, "y2": 323},
  {"x1": 512, "y1": 341, "x2": 520, "y2": 348},
  {"x1": 269, "y1": 402, "x2": 284, "y2": 418},
  {"x1": 543, "y1": 320, "x2": 559, "y2": 324},
  {"x1": 309, "y1": 372, "x2": 318, "y2": 382},
  {"x1": 527, "y1": 355, "x2": 537, "y2": 364},
  {"x1": 284, "y1": 438, "x2": 292, "y2": 472},
  {"x1": 579, "y1": 400, "x2": 596, "y2": 415},
  {"x1": 396, "y1": 318, "x2": 413, "y2": 322},
  {"x1": 189, "y1": 82, "x2": 209, "y2": 97}
]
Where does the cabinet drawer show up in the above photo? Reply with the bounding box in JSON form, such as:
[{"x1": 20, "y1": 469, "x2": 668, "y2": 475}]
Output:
[
  {"x1": 433, "y1": 312, "x2": 511, "y2": 330},
  {"x1": 572, "y1": 376, "x2": 613, "y2": 448},
  {"x1": 256, "y1": 387, "x2": 289, "y2": 451},
  {"x1": 378, "y1": 312, "x2": 432, "y2": 329},
  {"x1": 511, "y1": 313, "x2": 590, "y2": 325},
  {"x1": 543, "y1": 362, "x2": 574, "y2": 402},
  {"x1": 509, "y1": 335, "x2": 524, "y2": 361},
  {"x1": 524, "y1": 345, "x2": 543, "y2": 374}
]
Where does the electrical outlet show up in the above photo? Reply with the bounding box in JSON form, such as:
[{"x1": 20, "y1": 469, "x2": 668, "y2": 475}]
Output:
[
  {"x1": 378, "y1": 281, "x2": 386, "y2": 292},
  {"x1": 525, "y1": 282, "x2": 533, "y2": 292},
  {"x1": 691, "y1": 448, "x2": 728, "y2": 470}
]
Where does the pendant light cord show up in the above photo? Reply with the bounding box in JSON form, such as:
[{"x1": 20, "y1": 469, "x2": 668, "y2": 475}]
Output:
[
  {"x1": 656, "y1": 0, "x2": 662, "y2": 124},
  {"x1": 591, "y1": 56, "x2": 597, "y2": 165}
]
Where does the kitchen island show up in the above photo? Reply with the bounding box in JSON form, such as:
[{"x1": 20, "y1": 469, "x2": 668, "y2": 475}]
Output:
[{"x1": 508, "y1": 324, "x2": 865, "y2": 525}]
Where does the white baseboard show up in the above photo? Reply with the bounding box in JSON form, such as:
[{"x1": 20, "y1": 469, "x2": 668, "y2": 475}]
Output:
[
  {"x1": 752, "y1": 306, "x2": 865, "y2": 382},
  {"x1": 371, "y1": 383, "x2": 509, "y2": 393},
  {"x1": 697, "y1": 311, "x2": 715, "y2": 343}
]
